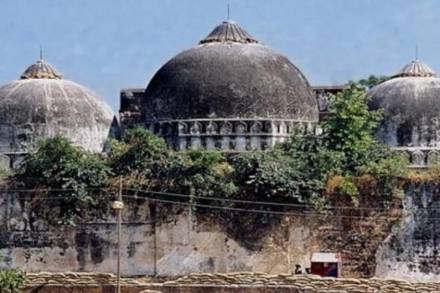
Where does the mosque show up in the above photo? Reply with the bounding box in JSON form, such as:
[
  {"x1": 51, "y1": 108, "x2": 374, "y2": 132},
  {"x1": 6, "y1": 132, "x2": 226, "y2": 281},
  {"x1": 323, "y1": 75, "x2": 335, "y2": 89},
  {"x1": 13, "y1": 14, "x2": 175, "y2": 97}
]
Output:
[{"x1": 0, "y1": 20, "x2": 437, "y2": 168}]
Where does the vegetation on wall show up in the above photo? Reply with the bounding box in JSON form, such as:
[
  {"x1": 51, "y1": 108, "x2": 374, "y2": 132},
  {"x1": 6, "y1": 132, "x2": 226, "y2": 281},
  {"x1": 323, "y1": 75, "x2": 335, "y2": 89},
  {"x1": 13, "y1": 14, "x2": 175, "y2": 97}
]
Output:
[
  {"x1": 16, "y1": 137, "x2": 111, "y2": 225},
  {"x1": 10, "y1": 78, "x2": 408, "y2": 224},
  {"x1": 290, "y1": 83, "x2": 408, "y2": 202},
  {"x1": 110, "y1": 128, "x2": 237, "y2": 200}
]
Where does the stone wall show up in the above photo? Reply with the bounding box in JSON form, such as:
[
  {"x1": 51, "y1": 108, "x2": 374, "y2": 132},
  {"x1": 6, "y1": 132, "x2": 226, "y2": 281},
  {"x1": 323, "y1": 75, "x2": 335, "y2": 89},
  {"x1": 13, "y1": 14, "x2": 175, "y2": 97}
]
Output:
[
  {"x1": 22, "y1": 272, "x2": 440, "y2": 292},
  {"x1": 376, "y1": 182, "x2": 440, "y2": 281},
  {"x1": 5, "y1": 183, "x2": 440, "y2": 280},
  {"x1": 0, "y1": 190, "x2": 400, "y2": 278}
]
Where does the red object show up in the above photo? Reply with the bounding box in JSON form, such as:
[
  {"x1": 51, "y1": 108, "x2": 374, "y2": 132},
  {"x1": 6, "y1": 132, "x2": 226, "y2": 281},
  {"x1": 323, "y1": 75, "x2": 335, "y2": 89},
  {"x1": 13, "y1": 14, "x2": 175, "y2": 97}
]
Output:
[{"x1": 310, "y1": 253, "x2": 342, "y2": 278}]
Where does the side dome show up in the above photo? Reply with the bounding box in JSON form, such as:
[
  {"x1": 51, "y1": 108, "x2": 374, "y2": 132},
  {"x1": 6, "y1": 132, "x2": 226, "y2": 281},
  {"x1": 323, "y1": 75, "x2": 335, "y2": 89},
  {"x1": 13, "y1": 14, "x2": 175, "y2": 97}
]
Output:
[
  {"x1": 143, "y1": 20, "x2": 318, "y2": 122},
  {"x1": 0, "y1": 59, "x2": 114, "y2": 153},
  {"x1": 368, "y1": 60, "x2": 440, "y2": 147}
]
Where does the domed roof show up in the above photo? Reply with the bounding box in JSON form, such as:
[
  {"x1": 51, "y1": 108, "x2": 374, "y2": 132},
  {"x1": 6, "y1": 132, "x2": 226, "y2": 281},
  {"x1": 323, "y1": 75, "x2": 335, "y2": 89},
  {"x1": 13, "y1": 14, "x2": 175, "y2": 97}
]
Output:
[
  {"x1": 369, "y1": 60, "x2": 440, "y2": 119},
  {"x1": 368, "y1": 60, "x2": 440, "y2": 146},
  {"x1": 0, "y1": 59, "x2": 113, "y2": 152},
  {"x1": 143, "y1": 20, "x2": 318, "y2": 122}
]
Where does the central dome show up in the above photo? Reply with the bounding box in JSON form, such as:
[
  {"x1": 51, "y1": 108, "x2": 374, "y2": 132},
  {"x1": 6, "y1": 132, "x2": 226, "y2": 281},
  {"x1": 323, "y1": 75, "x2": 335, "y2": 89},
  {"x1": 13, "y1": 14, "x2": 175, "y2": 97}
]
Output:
[{"x1": 143, "y1": 20, "x2": 318, "y2": 122}]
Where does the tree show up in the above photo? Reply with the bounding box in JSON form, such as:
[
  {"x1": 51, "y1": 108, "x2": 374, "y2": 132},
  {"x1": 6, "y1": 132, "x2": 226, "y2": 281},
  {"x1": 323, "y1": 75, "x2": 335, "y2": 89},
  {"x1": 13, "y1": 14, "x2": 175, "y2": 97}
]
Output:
[
  {"x1": 321, "y1": 83, "x2": 384, "y2": 170},
  {"x1": 357, "y1": 75, "x2": 389, "y2": 89},
  {"x1": 232, "y1": 149, "x2": 306, "y2": 201},
  {"x1": 17, "y1": 136, "x2": 111, "y2": 225},
  {"x1": 110, "y1": 127, "x2": 169, "y2": 176},
  {"x1": 110, "y1": 128, "x2": 237, "y2": 200},
  {"x1": 283, "y1": 83, "x2": 408, "y2": 203},
  {"x1": 167, "y1": 149, "x2": 237, "y2": 198}
]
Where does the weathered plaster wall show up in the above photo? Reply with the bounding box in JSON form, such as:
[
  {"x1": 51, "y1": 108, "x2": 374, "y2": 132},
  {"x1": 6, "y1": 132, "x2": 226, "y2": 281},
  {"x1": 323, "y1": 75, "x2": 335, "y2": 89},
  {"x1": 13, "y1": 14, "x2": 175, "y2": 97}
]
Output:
[
  {"x1": 376, "y1": 183, "x2": 440, "y2": 281},
  {"x1": 0, "y1": 198, "x2": 313, "y2": 276},
  {"x1": 0, "y1": 191, "x2": 399, "y2": 278}
]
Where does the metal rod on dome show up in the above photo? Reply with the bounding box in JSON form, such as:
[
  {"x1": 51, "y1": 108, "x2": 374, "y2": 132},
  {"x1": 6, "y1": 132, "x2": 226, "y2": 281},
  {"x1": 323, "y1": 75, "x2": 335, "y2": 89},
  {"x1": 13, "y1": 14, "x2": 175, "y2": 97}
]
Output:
[
  {"x1": 227, "y1": 3, "x2": 230, "y2": 20},
  {"x1": 415, "y1": 45, "x2": 419, "y2": 60},
  {"x1": 39, "y1": 46, "x2": 43, "y2": 60}
]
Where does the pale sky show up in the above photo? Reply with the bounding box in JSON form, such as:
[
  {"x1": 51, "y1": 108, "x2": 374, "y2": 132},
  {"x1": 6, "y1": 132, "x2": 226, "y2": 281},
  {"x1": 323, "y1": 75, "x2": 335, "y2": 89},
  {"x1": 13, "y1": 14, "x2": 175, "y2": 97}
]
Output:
[{"x1": 1, "y1": 0, "x2": 439, "y2": 111}]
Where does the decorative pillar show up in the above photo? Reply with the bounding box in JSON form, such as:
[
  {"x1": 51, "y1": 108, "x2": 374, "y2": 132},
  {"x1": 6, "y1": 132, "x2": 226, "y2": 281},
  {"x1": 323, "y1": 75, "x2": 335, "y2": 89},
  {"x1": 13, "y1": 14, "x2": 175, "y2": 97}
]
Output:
[
  {"x1": 220, "y1": 121, "x2": 232, "y2": 151},
  {"x1": 411, "y1": 125, "x2": 419, "y2": 147},
  {"x1": 419, "y1": 117, "x2": 429, "y2": 147},
  {"x1": 265, "y1": 121, "x2": 276, "y2": 147},
  {"x1": 234, "y1": 121, "x2": 248, "y2": 151},
  {"x1": 177, "y1": 122, "x2": 188, "y2": 150},
  {"x1": 190, "y1": 121, "x2": 202, "y2": 149},
  {"x1": 205, "y1": 121, "x2": 218, "y2": 150},
  {"x1": 250, "y1": 121, "x2": 263, "y2": 149},
  {"x1": 411, "y1": 150, "x2": 425, "y2": 166}
]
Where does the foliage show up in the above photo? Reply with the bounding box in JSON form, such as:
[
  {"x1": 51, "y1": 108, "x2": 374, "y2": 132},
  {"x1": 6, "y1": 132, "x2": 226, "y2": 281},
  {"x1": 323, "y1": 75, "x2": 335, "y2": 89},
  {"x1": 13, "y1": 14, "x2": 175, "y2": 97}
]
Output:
[
  {"x1": 17, "y1": 136, "x2": 111, "y2": 224},
  {"x1": 356, "y1": 75, "x2": 389, "y2": 89},
  {"x1": 357, "y1": 151, "x2": 409, "y2": 179},
  {"x1": 326, "y1": 175, "x2": 359, "y2": 204},
  {"x1": 232, "y1": 149, "x2": 311, "y2": 202},
  {"x1": 280, "y1": 83, "x2": 408, "y2": 204},
  {"x1": 0, "y1": 168, "x2": 13, "y2": 185},
  {"x1": 167, "y1": 149, "x2": 237, "y2": 198},
  {"x1": 110, "y1": 128, "x2": 237, "y2": 200},
  {"x1": 321, "y1": 83, "x2": 384, "y2": 170},
  {"x1": 0, "y1": 269, "x2": 26, "y2": 292},
  {"x1": 110, "y1": 128, "x2": 169, "y2": 176}
]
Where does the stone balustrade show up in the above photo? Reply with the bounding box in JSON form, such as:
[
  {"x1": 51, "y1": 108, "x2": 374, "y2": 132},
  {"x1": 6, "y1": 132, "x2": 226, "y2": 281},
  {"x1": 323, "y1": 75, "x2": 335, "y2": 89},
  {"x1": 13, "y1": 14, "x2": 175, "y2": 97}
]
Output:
[
  {"x1": 392, "y1": 147, "x2": 440, "y2": 168},
  {"x1": 128, "y1": 119, "x2": 317, "y2": 151}
]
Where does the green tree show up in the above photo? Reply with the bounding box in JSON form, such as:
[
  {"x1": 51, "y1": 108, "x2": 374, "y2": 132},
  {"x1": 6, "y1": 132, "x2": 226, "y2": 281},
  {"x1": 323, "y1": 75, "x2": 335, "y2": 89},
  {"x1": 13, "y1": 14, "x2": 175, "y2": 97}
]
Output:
[
  {"x1": 357, "y1": 75, "x2": 389, "y2": 89},
  {"x1": 321, "y1": 83, "x2": 384, "y2": 170},
  {"x1": 17, "y1": 136, "x2": 111, "y2": 224},
  {"x1": 110, "y1": 127, "x2": 169, "y2": 175},
  {"x1": 110, "y1": 128, "x2": 237, "y2": 200},
  {"x1": 283, "y1": 83, "x2": 408, "y2": 203},
  {"x1": 232, "y1": 149, "x2": 305, "y2": 201},
  {"x1": 168, "y1": 149, "x2": 237, "y2": 198}
]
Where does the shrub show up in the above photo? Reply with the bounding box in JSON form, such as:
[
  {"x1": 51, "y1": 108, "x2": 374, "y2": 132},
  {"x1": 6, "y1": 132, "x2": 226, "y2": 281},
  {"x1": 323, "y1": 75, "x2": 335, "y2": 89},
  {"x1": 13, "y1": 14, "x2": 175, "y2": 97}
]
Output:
[
  {"x1": 17, "y1": 136, "x2": 111, "y2": 225},
  {"x1": 0, "y1": 269, "x2": 26, "y2": 292}
]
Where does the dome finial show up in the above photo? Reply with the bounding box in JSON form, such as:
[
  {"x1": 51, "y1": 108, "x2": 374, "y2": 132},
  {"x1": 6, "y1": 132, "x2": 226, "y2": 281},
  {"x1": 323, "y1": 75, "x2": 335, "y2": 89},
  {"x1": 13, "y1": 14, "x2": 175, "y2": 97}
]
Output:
[
  {"x1": 20, "y1": 58, "x2": 63, "y2": 80},
  {"x1": 199, "y1": 20, "x2": 259, "y2": 44},
  {"x1": 227, "y1": 3, "x2": 230, "y2": 20},
  {"x1": 415, "y1": 44, "x2": 419, "y2": 61},
  {"x1": 39, "y1": 45, "x2": 43, "y2": 61},
  {"x1": 392, "y1": 59, "x2": 436, "y2": 78}
]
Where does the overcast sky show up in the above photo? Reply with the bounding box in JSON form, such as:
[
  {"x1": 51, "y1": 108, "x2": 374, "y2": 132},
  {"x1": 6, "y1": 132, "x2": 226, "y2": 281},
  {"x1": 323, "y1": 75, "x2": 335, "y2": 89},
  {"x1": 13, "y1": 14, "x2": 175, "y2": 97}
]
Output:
[{"x1": 0, "y1": 0, "x2": 439, "y2": 111}]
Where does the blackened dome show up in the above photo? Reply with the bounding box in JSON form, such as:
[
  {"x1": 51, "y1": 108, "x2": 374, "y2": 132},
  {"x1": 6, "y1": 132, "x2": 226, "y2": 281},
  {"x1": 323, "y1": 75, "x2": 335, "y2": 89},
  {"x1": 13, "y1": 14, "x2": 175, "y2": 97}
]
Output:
[
  {"x1": 368, "y1": 60, "x2": 440, "y2": 147},
  {"x1": 143, "y1": 20, "x2": 318, "y2": 122},
  {"x1": 0, "y1": 59, "x2": 114, "y2": 152}
]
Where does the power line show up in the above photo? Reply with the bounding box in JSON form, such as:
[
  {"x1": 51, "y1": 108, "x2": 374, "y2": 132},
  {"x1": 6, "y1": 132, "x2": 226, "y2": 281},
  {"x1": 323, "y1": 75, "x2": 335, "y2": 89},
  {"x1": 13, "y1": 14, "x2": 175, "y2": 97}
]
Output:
[
  {"x1": 122, "y1": 194, "x2": 398, "y2": 221},
  {"x1": 4, "y1": 186, "x2": 440, "y2": 215},
  {"x1": 0, "y1": 187, "x2": 110, "y2": 193},
  {"x1": 0, "y1": 186, "x2": 391, "y2": 211},
  {"x1": 126, "y1": 188, "x2": 394, "y2": 212}
]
